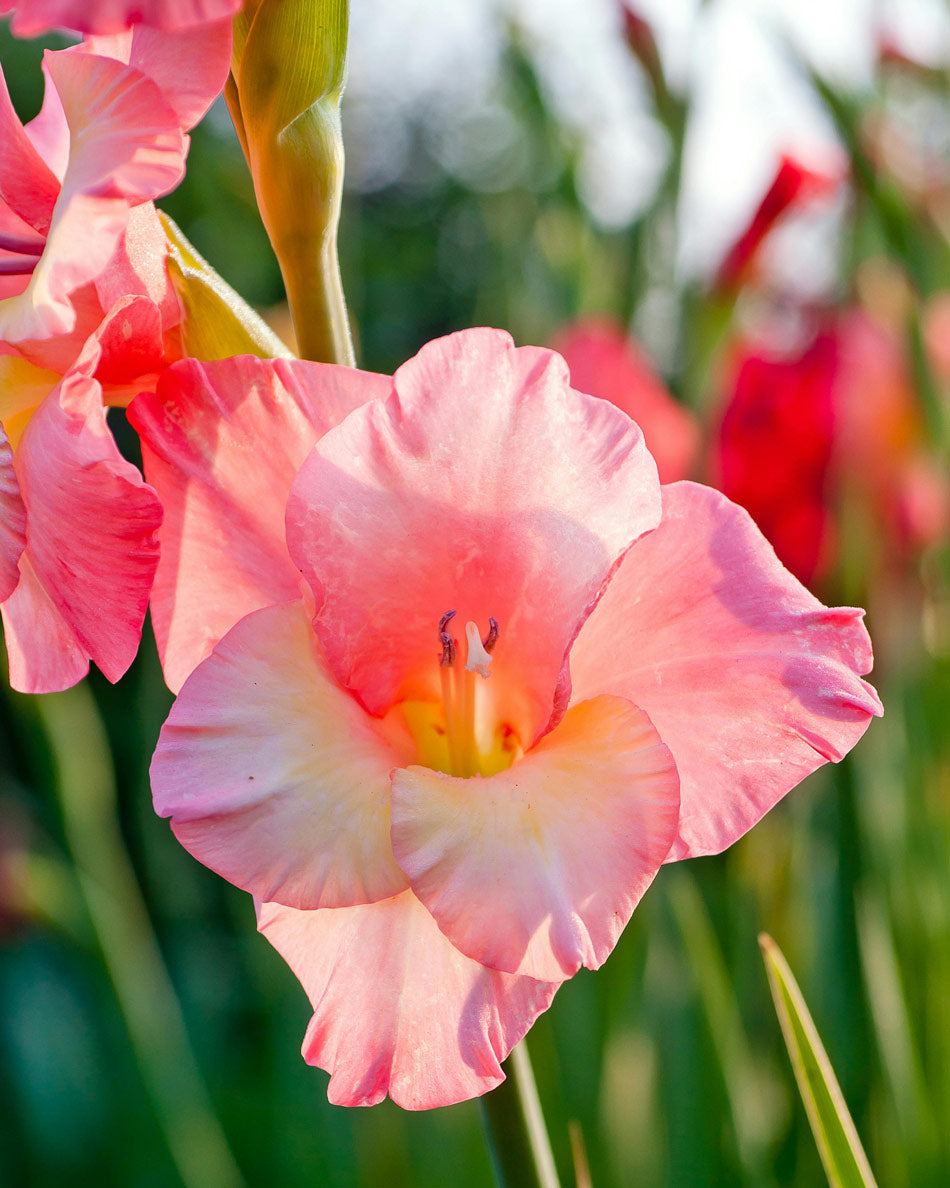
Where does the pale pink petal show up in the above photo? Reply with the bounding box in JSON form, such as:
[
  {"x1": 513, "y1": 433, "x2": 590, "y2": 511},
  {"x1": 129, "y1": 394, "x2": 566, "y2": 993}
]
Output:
[
  {"x1": 84, "y1": 23, "x2": 232, "y2": 131},
  {"x1": 1, "y1": 0, "x2": 241, "y2": 36},
  {"x1": 2, "y1": 551, "x2": 90, "y2": 692},
  {"x1": 128, "y1": 355, "x2": 389, "y2": 692},
  {"x1": 24, "y1": 58, "x2": 69, "y2": 183},
  {"x1": 94, "y1": 204, "x2": 179, "y2": 338},
  {"x1": 287, "y1": 327, "x2": 661, "y2": 744},
  {"x1": 151, "y1": 601, "x2": 411, "y2": 910},
  {"x1": 0, "y1": 426, "x2": 26, "y2": 600},
  {"x1": 257, "y1": 890, "x2": 560, "y2": 1110},
  {"x1": 46, "y1": 49, "x2": 186, "y2": 206},
  {"x1": 4, "y1": 372, "x2": 161, "y2": 693},
  {"x1": 109, "y1": 203, "x2": 176, "y2": 314},
  {"x1": 391, "y1": 695, "x2": 679, "y2": 981},
  {"x1": 0, "y1": 49, "x2": 186, "y2": 346},
  {"x1": 569, "y1": 482, "x2": 883, "y2": 860}
]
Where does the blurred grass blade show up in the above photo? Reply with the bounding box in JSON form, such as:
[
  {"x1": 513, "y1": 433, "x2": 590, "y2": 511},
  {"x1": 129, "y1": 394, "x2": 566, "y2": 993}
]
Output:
[
  {"x1": 479, "y1": 1040, "x2": 561, "y2": 1188},
  {"x1": 31, "y1": 683, "x2": 245, "y2": 1188},
  {"x1": 669, "y1": 871, "x2": 772, "y2": 1173},
  {"x1": 759, "y1": 934, "x2": 878, "y2": 1188}
]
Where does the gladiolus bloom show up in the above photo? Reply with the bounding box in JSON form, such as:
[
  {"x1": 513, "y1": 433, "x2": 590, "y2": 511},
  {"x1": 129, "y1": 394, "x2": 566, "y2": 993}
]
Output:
[
  {"x1": 0, "y1": 33, "x2": 227, "y2": 691},
  {"x1": 551, "y1": 318, "x2": 699, "y2": 483},
  {"x1": 143, "y1": 329, "x2": 881, "y2": 1109}
]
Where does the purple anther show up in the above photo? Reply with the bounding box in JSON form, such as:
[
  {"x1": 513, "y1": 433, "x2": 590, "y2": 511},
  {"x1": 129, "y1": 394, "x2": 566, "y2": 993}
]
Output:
[
  {"x1": 482, "y1": 617, "x2": 499, "y2": 653},
  {"x1": 439, "y1": 609, "x2": 457, "y2": 634},
  {"x1": 439, "y1": 631, "x2": 456, "y2": 667}
]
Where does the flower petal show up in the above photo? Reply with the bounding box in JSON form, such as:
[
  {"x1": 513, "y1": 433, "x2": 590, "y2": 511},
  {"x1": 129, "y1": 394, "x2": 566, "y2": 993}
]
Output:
[
  {"x1": 151, "y1": 600, "x2": 411, "y2": 910},
  {"x1": 85, "y1": 22, "x2": 232, "y2": 132},
  {"x1": 3, "y1": 372, "x2": 161, "y2": 693},
  {"x1": 94, "y1": 204, "x2": 179, "y2": 338},
  {"x1": 257, "y1": 890, "x2": 560, "y2": 1110},
  {"x1": 0, "y1": 63, "x2": 59, "y2": 235},
  {"x1": 0, "y1": 425, "x2": 26, "y2": 601},
  {"x1": 390, "y1": 695, "x2": 679, "y2": 981},
  {"x1": 569, "y1": 482, "x2": 883, "y2": 860},
  {"x1": 1, "y1": 0, "x2": 241, "y2": 36},
  {"x1": 0, "y1": 49, "x2": 186, "y2": 346},
  {"x1": 2, "y1": 551, "x2": 89, "y2": 691},
  {"x1": 128, "y1": 355, "x2": 389, "y2": 691},
  {"x1": 287, "y1": 327, "x2": 661, "y2": 743}
]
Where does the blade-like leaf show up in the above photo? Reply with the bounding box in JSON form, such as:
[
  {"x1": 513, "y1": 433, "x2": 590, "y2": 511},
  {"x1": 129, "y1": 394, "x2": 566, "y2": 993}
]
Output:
[{"x1": 759, "y1": 934, "x2": 879, "y2": 1188}]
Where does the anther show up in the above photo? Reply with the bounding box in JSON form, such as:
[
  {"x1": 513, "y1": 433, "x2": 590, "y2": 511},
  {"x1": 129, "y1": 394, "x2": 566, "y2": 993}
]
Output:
[
  {"x1": 482, "y1": 617, "x2": 499, "y2": 653},
  {"x1": 439, "y1": 609, "x2": 457, "y2": 634},
  {"x1": 439, "y1": 632, "x2": 456, "y2": 667}
]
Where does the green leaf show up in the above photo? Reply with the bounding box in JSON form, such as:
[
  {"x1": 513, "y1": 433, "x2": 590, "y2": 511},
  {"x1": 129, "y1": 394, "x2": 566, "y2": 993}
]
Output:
[{"x1": 759, "y1": 934, "x2": 879, "y2": 1188}]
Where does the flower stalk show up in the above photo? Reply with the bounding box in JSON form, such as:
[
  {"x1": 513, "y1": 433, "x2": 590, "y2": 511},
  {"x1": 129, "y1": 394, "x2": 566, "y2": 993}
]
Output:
[{"x1": 479, "y1": 1040, "x2": 561, "y2": 1188}]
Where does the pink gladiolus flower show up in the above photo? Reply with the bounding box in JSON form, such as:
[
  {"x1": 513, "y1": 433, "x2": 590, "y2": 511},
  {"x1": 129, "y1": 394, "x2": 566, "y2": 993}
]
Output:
[
  {"x1": 142, "y1": 329, "x2": 881, "y2": 1109},
  {"x1": 0, "y1": 33, "x2": 227, "y2": 690},
  {"x1": 1, "y1": 0, "x2": 239, "y2": 36},
  {"x1": 551, "y1": 317, "x2": 699, "y2": 483}
]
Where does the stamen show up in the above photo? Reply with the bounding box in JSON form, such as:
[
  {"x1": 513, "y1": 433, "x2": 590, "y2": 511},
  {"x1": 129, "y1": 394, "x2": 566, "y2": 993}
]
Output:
[
  {"x1": 464, "y1": 621, "x2": 493, "y2": 678},
  {"x1": 482, "y1": 617, "x2": 499, "y2": 653},
  {"x1": 438, "y1": 609, "x2": 457, "y2": 667}
]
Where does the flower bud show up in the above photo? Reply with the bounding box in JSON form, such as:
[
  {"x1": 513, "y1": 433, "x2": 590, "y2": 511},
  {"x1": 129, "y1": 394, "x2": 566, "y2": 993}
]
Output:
[{"x1": 227, "y1": 0, "x2": 353, "y2": 364}]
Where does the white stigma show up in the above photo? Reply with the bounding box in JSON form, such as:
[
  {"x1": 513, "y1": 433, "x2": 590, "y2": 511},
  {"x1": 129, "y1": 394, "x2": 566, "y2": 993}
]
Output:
[{"x1": 464, "y1": 621, "x2": 493, "y2": 678}]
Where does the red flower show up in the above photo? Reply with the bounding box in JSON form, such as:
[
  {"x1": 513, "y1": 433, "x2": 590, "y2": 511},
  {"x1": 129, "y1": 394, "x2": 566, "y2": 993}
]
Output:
[
  {"x1": 715, "y1": 156, "x2": 840, "y2": 293},
  {"x1": 714, "y1": 333, "x2": 837, "y2": 584}
]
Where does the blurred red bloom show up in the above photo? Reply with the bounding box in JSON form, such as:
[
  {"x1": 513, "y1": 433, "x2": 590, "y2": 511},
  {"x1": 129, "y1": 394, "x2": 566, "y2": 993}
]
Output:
[
  {"x1": 551, "y1": 318, "x2": 699, "y2": 484},
  {"x1": 715, "y1": 156, "x2": 840, "y2": 293},
  {"x1": 714, "y1": 309, "x2": 949, "y2": 586},
  {"x1": 714, "y1": 332, "x2": 836, "y2": 584}
]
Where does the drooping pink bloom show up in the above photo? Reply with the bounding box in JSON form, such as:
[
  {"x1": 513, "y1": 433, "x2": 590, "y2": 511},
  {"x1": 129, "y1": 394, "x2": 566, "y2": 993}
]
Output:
[
  {"x1": 0, "y1": 33, "x2": 227, "y2": 691},
  {"x1": 142, "y1": 329, "x2": 881, "y2": 1109},
  {"x1": 551, "y1": 317, "x2": 699, "y2": 483},
  {"x1": 714, "y1": 155, "x2": 841, "y2": 293},
  {"x1": 1, "y1": 0, "x2": 239, "y2": 36}
]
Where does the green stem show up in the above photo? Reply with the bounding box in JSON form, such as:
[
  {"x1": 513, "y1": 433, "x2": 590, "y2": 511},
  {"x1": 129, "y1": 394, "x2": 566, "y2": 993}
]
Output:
[
  {"x1": 479, "y1": 1039, "x2": 561, "y2": 1188},
  {"x1": 279, "y1": 227, "x2": 355, "y2": 366},
  {"x1": 30, "y1": 683, "x2": 245, "y2": 1188}
]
